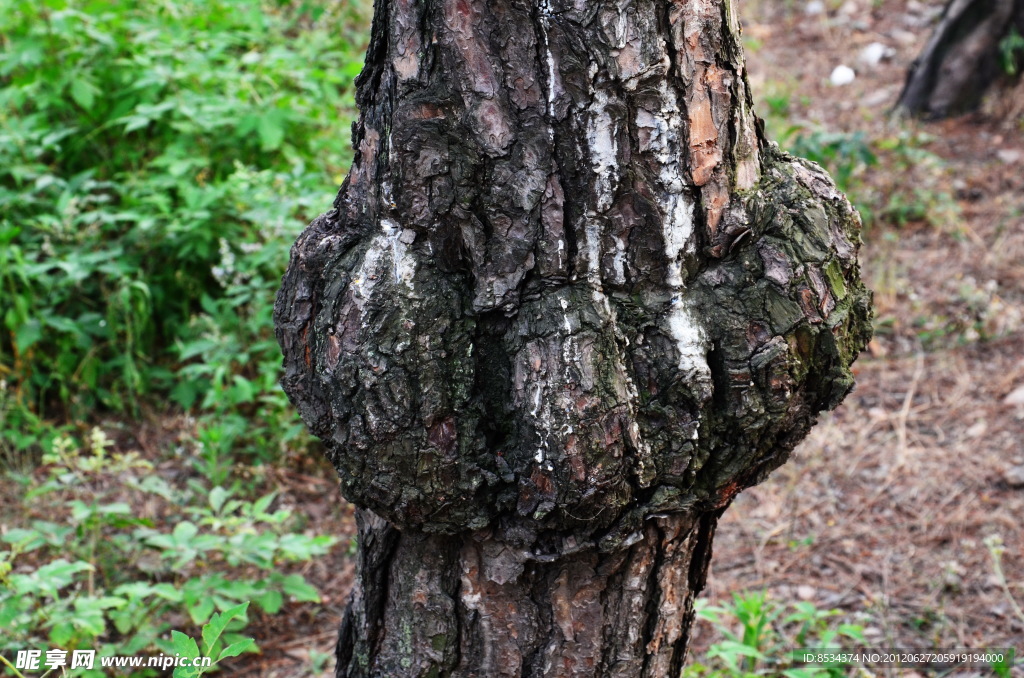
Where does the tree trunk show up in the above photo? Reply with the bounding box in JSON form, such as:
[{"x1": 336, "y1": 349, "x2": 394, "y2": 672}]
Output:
[
  {"x1": 335, "y1": 507, "x2": 721, "y2": 677},
  {"x1": 274, "y1": 0, "x2": 872, "y2": 676},
  {"x1": 897, "y1": 0, "x2": 1024, "y2": 117}
]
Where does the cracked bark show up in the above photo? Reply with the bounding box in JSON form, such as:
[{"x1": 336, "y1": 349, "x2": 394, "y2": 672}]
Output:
[
  {"x1": 274, "y1": 0, "x2": 872, "y2": 676},
  {"x1": 897, "y1": 0, "x2": 1024, "y2": 117}
]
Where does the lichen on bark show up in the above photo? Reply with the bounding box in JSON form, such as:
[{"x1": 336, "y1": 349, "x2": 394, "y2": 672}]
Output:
[{"x1": 274, "y1": 0, "x2": 872, "y2": 674}]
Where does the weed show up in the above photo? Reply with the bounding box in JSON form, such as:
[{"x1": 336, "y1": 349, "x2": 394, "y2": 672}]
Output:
[
  {"x1": 0, "y1": 430, "x2": 335, "y2": 675},
  {"x1": 783, "y1": 129, "x2": 878, "y2": 194},
  {"x1": 682, "y1": 591, "x2": 865, "y2": 677},
  {"x1": 983, "y1": 535, "x2": 1024, "y2": 626},
  {"x1": 999, "y1": 28, "x2": 1024, "y2": 76},
  {"x1": 169, "y1": 603, "x2": 254, "y2": 678}
]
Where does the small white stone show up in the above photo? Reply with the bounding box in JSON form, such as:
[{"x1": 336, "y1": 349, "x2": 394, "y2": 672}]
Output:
[
  {"x1": 965, "y1": 420, "x2": 987, "y2": 438},
  {"x1": 858, "y1": 42, "x2": 892, "y2": 67},
  {"x1": 996, "y1": 149, "x2": 1022, "y2": 164},
  {"x1": 830, "y1": 65, "x2": 856, "y2": 86},
  {"x1": 1004, "y1": 384, "x2": 1024, "y2": 405},
  {"x1": 1004, "y1": 466, "x2": 1024, "y2": 488},
  {"x1": 805, "y1": 0, "x2": 825, "y2": 14}
]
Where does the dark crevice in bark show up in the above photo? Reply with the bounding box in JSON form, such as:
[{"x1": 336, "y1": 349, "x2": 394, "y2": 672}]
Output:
[{"x1": 637, "y1": 521, "x2": 667, "y2": 677}]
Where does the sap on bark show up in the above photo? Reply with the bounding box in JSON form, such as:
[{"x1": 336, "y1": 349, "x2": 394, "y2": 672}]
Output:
[
  {"x1": 898, "y1": 0, "x2": 1024, "y2": 117},
  {"x1": 273, "y1": 0, "x2": 872, "y2": 675}
]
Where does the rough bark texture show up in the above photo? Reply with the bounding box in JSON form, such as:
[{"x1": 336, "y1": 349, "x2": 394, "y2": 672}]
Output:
[
  {"x1": 897, "y1": 0, "x2": 1024, "y2": 117},
  {"x1": 274, "y1": 0, "x2": 872, "y2": 675},
  {"x1": 335, "y1": 507, "x2": 720, "y2": 678}
]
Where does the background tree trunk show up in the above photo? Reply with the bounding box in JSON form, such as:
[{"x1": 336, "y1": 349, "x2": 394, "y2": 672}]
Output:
[
  {"x1": 274, "y1": 0, "x2": 872, "y2": 676},
  {"x1": 897, "y1": 0, "x2": 1024, "y2": 117}
]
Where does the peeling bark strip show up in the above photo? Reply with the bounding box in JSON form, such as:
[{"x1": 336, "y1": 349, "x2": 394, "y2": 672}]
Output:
[{"x1": 274, "y1": 0, "x2": 872, "y2": 675}]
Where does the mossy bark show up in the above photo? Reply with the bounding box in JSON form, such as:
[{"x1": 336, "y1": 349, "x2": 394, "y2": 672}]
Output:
[
  {"x1": 274, "y1": 0, "x2": 872, "y2": 675},
  {"x1": 897, "y1": 0, "x2": 1024, "y2": 117}
]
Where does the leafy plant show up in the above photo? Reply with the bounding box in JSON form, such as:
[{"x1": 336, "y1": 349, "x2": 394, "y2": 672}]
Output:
[
  {"x1": 169, "y1": 602, "x2": 255, "y2": 678},
  {"x1": 0, "y1": 429, "x2": 335, "y2": 675},
  {"x1": 682, "y1": 591, "x2": 866, "y2": 677},
  {"x1": 999, "y1": 27, "x2": 1024, "y2": 76},
  {"x1": 0, "y1": 0, "x2": 369, "y2": 468},
  {"x1": 777, "y1": 126, "x2": 958, "y2": 233}
]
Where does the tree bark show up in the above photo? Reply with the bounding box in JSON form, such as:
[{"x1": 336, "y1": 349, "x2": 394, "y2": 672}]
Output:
[
  {"x1": 897, "y1": 0, "x2": 1024, "y2": 118},
  {"x1": 274, "y1": 0, "x2": 872, "y2": 675}
]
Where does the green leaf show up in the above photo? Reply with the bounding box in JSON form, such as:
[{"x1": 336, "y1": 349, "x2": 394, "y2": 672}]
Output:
[
  {"x1": 837, "y1": 623, "x2": 865, "y2": 641},
  {"x1": 173, "y1": 521, "x2": 200, "y2": 543},
  {"x1": 280, "y1": 574, "x2": 320, "y2": 603},
  {"x1": 256, "y1": 114, "x2": 284, "y2": 151},
  {"x1": 251, "y1": 493, "x2": 276, "y2": 516},
  {"x1": 2, "y1": 527, "x2": 46, "y2": 551},
  {"x1": 217, "y1": 638, "x2": 255, "y2": 661},
  {"x1": 171, "y1": 630, "x2": 201, "y2": 660},
  {"x1": 50, "y1": 621, "x2": 76, "y2": 647},
  {"x1": 173, "y1": 659, "x2": 203, "y2": 678},
  {"x1": 256, "y1": 589, "x2": 283, "y2": 614},
  {"x1": 201, "y1": 601, "x2": 249, "y2": 653},
  {"x1": 783, "y1": 670, "x2": 828, "y2": 678},
  {"x1": 277, "y1": 533, "x2": 336, "y2": 560},
  {"x1": 707, "y1": 640, "x2": 766, "y2": 660},
  {"x1": 209, "y1": 486, "x2": 230, "y2": 514},
  {"x1": 188, "y1": 597, "x2": 215, "y2": 626},
  {"x1": 34, "y1": 559, "x2": 94, "y2": 590},
  {"x1": 69, "y1": 78, "x2": 100, "y2": 111},
  {"x1": 0, "y1": 599, "x2": 22, "y2": 628},
  {"x1": 13, "y1": 319, "x2": 42, "y2": 351}
]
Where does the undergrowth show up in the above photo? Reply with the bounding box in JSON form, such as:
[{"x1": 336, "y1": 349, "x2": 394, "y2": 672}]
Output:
[
  {"x1": 777, "y1": 126, "x2": 959, "y2": 234},
  {"x1": 682, "y1": 591, "x2": 866, "y2": 677},
  {"x1": 0, "y1": 0, "x2": 368, "y2": 673},
  {"x1": 0, "y1": 0, "x2": 367, "y2": 468},
  {"x1": 1, "y1": 429, "x2": 334, "y2": 676}
]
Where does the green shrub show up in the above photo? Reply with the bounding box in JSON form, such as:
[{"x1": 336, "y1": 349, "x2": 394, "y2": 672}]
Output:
[
  {"x1": 783, "y1": 129, "x2": 878, "y2": 194},
  {"x1": 0, "y1": 0, "x2": 368, "y2": 464},
  {"x1": 999, "y1": 27, "x2": 1024, "y2": 76}
]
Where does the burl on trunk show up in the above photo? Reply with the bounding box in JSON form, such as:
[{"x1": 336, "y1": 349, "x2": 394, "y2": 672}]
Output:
[{"x1": 274, "y1": 0, "x2": 872, "y2": 676}]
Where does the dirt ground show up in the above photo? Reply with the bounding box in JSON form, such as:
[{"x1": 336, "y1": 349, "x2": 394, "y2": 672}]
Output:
[{"x1": 238, "y1": 0, "x2": 1024, "y2": 674}]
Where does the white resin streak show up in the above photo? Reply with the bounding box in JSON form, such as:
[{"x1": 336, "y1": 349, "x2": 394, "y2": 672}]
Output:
[
  {"x1": 538, "y1": 0, "x2": 560, "y2": 114},
  {"x1": 350, "y1": 219, "x2": 417, "y2": 321},
  {"x1": 636, "y1": 80, "x2": 713, "y2": 389},
  {"x1": 587, "y1": 90, "x2": 618, "y2": 216},
  {"x1": 380, "y1": 218, "x2": 416, "y2": 289}
]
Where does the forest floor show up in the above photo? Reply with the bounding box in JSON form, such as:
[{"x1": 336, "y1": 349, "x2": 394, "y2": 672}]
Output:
[{"x1": 233, "y1": 0, "x2": 1024, "y2": 674}]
